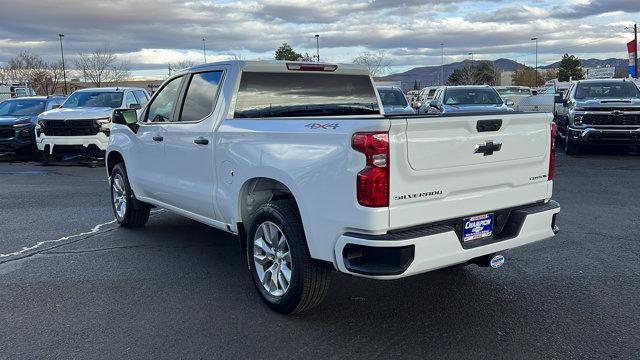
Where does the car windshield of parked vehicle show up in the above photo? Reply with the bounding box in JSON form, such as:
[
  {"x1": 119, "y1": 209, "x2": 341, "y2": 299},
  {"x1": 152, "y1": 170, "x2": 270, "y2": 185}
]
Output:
[
  {"x1": 0, "y1": 99, "x2": 46, "y2": 116},
  {"x1": 444, "y1": 88, "x2": 503, "y2": 105},
  {"x1": 234, "y1": 72, "x2": 380, "y2": 118},
  {"x1": 496, "y1": 88, "x2": 532, "y2": 96},
  {"x1": 574, "y1": 82, "x2": 640, "y2": 99},
  {"x1": 62, "y1": 91, "x2": 124, "y2": 108},
  {"x1": 378, "y1": 88, "x2": 408, "y2": 107}
]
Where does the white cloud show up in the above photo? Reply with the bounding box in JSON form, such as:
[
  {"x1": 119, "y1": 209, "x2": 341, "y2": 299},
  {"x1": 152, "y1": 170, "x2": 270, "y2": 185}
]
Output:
[{"x1": 0, "y1": 0, "x2": 639, "y2": 77}]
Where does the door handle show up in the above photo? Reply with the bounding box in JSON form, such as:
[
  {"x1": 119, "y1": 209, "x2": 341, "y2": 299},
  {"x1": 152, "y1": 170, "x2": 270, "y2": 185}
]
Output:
[
  {"x1": 194, "y1": 137, "x2": 209, "y2": 145},
  {"x1": 152, "y1": 135, "x2": 163, "y2": 142}
]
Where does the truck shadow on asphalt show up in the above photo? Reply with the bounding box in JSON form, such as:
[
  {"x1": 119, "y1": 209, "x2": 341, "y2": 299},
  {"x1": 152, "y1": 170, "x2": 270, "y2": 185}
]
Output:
[
  {"x1": 0, "y1": 153, "x2": 104, "y2": 167},
  {"x1": 556, "y1": 142, "x2": 639, "y2": 156},
  {"x1": 106, "y1": 211, "x2": 568, "y2": 354}
]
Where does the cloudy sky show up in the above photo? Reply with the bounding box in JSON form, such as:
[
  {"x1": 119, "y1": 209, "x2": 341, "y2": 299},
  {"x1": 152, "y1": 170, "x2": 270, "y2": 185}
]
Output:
[{"x1": 1, "y1": 0, "x2": 639, "y2": 79}]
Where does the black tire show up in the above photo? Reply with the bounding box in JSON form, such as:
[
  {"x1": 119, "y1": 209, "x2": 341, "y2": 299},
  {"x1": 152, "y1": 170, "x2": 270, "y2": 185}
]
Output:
[
  {"x1": 40, "y1": 149, "x2": 51, "y2": 166},
  {"x1": 246, "y1": 199, "x2": 330, "y2": 314},
  {"x1": 565, "y1": 137, "x2": 579, "y2": 155},
  {"x1": 110, "y1": 163, "x2": 150, "y2": 228}
]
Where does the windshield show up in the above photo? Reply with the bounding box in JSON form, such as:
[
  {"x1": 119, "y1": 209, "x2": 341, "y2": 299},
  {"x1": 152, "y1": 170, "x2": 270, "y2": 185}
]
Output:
[
  {"x1": 444, "y1": 88, "x2": 502, "y2": 105},
  {"x1": 496, "y1": 88, "x2": 532, "y2": 96},
  {"x1": 378, "y1": 88, "x2": 408, "y2": 107},
  {"x1": 62, "y1": 91, "x2": 124, "y2": 108},
  {"x1": 234, "y1": 72, "x2": 379, "y2": 118},
  {"x1": 0, "y1": 99, "x2": 46, "y2": 116},
  {"x1": 575, "y1": 82, "x2": 640, "y2": 99}
]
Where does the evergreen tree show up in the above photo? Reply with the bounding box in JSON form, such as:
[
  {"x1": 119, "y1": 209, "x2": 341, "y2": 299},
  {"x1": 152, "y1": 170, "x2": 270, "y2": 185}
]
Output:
[{"x1": 558, "y1": 54, "x2": 584, "y2": 81}]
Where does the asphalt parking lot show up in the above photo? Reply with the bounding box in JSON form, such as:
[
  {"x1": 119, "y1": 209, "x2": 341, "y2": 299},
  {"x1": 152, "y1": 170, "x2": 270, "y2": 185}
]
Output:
[{"x1": 1, "y1": 146, "x2": 639, "y2": 359}]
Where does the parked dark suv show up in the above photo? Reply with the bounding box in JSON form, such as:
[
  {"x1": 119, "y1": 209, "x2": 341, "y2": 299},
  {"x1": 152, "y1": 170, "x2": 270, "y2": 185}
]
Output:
[
  {"x1": 0, "y1": 96, "x2": 66, "y2": 154},
  {"x1": 557, "y1": 79, "x2": 640, "y2": 155}
]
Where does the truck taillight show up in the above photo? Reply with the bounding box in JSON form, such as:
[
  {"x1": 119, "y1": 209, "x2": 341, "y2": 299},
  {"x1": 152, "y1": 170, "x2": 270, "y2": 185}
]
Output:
[
  {"x1": 549, "y1": 121, "x2": 557, "y2": 181},
  {"x1": 352, "y1": 132, "x2": 389, "y2": 207}
]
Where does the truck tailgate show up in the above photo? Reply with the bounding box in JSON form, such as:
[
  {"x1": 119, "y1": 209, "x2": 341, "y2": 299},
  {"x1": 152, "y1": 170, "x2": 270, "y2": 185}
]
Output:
[{"x1": 388, "y1": 112, "x2": 553, "y2": 230}]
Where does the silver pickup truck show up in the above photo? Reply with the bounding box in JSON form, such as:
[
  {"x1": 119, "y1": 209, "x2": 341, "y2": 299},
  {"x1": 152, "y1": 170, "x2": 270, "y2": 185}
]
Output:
[{"x1": 557, "y1": 79, "x2": 640, "y2": 155}]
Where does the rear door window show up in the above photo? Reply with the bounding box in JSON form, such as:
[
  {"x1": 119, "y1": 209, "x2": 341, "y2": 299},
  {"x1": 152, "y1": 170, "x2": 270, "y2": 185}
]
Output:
[
  {"x1": 179, "y1": 71, "x2": 223, "y2": 122},
  {"x1": 234, "y1": 72, "x2": 379, "y2": 118}
]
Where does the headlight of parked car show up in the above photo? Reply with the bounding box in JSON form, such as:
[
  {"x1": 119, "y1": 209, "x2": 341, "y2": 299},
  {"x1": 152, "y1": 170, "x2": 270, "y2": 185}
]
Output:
[{"x1": 96, "y1": 117, "x2": 111, "y2": 125}]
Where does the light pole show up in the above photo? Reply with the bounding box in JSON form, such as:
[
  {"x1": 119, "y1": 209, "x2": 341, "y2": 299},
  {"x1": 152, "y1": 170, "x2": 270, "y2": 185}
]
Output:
[
  {"x1": 531, "y1": 37, "x2": 538, "y2": 87},
  {"x1": 202, "y1": 38, "x2": 207, "y2": 63},
  {"x1": 315, "y1": 34, "x2": 320, "y2": 62},
  {"x1": 58, "y1": 34, "x2": 67, "y2": 95},
  {"x1": 440, "y1": 43, "x2": 444, "y2": 85}
]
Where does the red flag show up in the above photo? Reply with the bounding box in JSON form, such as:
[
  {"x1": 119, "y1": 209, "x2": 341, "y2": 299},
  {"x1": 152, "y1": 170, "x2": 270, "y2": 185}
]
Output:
[{"x1": 628, "y1": 40, "x2": 637, "y2": 77}]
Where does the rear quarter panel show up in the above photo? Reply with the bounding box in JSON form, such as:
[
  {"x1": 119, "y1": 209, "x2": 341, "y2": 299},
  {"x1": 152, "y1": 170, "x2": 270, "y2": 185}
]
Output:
[{"x1": 215, "y1": 117, "x2": 390, "y2": 262}]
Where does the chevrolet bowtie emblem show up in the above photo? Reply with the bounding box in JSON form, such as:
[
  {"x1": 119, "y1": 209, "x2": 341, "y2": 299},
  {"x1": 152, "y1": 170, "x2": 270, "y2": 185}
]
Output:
[{"x1": 474, "y1": 140, "x2": 502, "y2": 156}]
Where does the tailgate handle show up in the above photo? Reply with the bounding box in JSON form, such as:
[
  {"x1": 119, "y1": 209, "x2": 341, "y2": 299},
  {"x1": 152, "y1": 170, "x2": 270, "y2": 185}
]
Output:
[{"x1": 476, "y1": 119, "x2": 502, "y2": 132}]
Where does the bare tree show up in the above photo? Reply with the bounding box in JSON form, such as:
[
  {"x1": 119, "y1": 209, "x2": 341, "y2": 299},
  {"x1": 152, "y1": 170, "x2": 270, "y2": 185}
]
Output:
[
  {"x1": 229, "y1": 53, "x2": 245, "y2": 61},
  {"x1": 5, "y1": 51, "x2": 45, "y2": 87},
  {"x1": 352, "y1": 50, "x2": 392, "y2": 77},
  {"x1": 74, "y1": 47, "x2": 131, "y2": 87},
  {"x1": 0, "y1": 66, "x2": 10, "y2": 84},
  {"x1": 174, "y1": 60, "x2": 195, "y2": 71},
  {"x1": 2, "y1": 51, "x2": 65, "y2": 94}
]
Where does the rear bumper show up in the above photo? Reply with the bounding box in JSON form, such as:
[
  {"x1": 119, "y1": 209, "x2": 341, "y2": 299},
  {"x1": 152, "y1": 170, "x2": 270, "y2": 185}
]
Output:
[
  {"x1": 568, "y1": 126, "x2": 640, "y2": 144},
  {"x1": 36, "y1": 133, "x2": 109, "y2": 153},
  {"x1": 334, "y1": 201, "x2": 560, "y2": 279}
]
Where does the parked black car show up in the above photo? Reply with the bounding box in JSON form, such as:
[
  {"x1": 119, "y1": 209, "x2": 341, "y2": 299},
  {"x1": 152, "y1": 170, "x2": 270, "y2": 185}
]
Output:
[{"x1": 0, "y1": 96, "x2": 66, "y2": 154}]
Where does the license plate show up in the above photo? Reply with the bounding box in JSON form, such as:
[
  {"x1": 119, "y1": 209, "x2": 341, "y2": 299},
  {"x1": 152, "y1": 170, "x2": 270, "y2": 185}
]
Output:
[{"x1": 463, "y1": 213, "x2": 494, "y2": 242}]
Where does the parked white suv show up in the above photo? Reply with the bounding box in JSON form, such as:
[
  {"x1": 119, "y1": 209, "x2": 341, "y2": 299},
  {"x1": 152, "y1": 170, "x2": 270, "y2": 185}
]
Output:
[
  {"x1": 36, "y1": 87, "x2": 149, "y2": 161},
  {"x1": 107, "y1": 61, "x2": 560, "y2": 314}
]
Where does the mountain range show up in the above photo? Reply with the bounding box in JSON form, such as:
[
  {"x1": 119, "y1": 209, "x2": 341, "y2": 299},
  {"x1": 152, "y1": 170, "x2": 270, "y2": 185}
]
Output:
[{"x1": 379, "y1": 58, "x2": 627, "y2": 89}]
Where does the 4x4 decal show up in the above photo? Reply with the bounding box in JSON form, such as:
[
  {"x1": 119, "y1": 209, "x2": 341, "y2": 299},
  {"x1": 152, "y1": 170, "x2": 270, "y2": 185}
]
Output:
[{"x1": 305, "y1": 123, "x2": 340, "y2": 129}]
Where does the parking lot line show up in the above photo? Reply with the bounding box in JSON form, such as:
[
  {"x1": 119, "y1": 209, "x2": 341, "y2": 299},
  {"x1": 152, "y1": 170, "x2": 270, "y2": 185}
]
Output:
[{"x1": 0, "y1": 209, "x2": 165, "y2": 261}]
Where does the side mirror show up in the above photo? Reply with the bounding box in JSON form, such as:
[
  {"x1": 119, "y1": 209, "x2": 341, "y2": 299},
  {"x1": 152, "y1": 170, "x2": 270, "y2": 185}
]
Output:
[
  {"x1": 113, "y1": 109, "x2": 139, "y2": 126},
  {"x1": 429, "y1": 100, "x2": 439, "y2": 109},
  {"x1": 506, "y1": 100, "x2": 515, "y2": 107},
  {"x1": 129, "y1": 103, "x2": 141, "y2": 110},
  {"x1": 52, "y1": 104, "x2": 60, "y2": 109}
]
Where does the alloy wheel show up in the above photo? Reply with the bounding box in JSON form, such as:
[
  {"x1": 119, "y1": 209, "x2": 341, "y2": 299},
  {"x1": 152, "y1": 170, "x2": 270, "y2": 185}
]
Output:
[
  {"x1": 253, "y1": 221, "x2": 292, "y2": 297},
  {"x1": 112, "y1": 174, "x2": 127, "y2": 220}
]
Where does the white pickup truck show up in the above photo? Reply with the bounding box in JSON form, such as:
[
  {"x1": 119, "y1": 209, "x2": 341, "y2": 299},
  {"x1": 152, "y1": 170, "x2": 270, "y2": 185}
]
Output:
[
  {"x1": 106, "y1": 61, "x2": 560, "y2": 314},
  {"x1": 36, "y1": 87, "x2": 149, "y2": 162}
]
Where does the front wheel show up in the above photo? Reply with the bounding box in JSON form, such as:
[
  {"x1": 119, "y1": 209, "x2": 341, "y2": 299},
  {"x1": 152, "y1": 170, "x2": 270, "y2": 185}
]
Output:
[
  {"x1": 247, "y1": 199, "x2": 330, "y2": 314},
  {"x1": 110, "y1": 163, "x2": 150, "y2": 228}
]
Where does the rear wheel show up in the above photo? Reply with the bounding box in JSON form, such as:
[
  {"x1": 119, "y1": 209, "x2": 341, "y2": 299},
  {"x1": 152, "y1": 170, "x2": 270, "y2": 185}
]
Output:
[
  {"x1": 246, "y1": 199, "x2": 330, "y2": 314},
  {"x1": 565, "y1": 137, "x2": 579, "y2": 155},
  {"x1": 110, "y1": 163, "x2": 150, "y2": 228}
]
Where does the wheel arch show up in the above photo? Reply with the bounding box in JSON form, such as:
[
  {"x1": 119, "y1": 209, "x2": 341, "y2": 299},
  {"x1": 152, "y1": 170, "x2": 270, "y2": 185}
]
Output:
[
  {"x1": 106, "y1": 150, "x2": 124, "y2": 176},
  {"x1": 236, "y1": 177, "x2": 302, "y2": 252}
]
